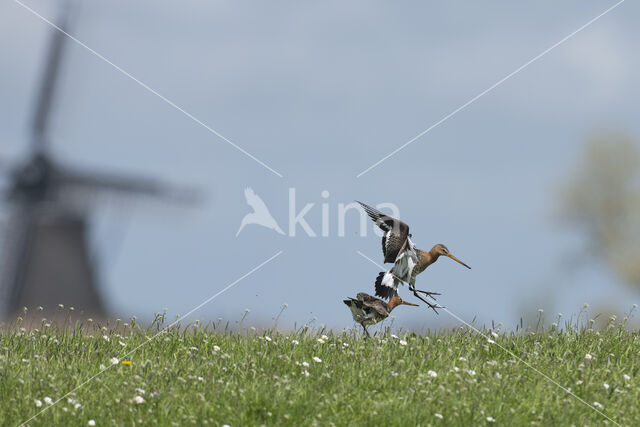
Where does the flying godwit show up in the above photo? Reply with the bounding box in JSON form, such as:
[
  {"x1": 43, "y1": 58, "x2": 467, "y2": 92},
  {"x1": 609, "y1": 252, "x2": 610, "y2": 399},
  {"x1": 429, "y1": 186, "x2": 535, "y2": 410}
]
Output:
[
  {"x1": 343, "y1": 292, "x2": 418, "y2": 337},
  {"x1": 357, "y1": 201, "x2": 470, "y2": 312}
]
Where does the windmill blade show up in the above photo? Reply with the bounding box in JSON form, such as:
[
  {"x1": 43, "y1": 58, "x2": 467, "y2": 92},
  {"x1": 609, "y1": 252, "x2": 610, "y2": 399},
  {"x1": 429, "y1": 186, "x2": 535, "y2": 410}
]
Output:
[
  {"x1": 58, "y1": 167, "x2": 202, "y2": 205},
  {"x1": 30, "y1": 0, "x2": 76, "y2": 154}
]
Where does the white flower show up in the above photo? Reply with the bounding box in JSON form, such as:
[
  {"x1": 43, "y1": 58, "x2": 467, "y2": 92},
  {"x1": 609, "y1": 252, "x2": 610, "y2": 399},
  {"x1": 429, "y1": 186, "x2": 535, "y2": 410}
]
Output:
[
  {"x1": 391, "y1": 334, "x2": 398, "y2": 339},
  {"x1": 623, "y1": 374, "x2": 631, "y2": 381},
  {"x1": 303, "y1": 370, "x2": 310, "y2": 377},
  {"x1": 110, "y1": 357, "x2": 119, "y2": 365},
  {"x1": 302, "y1": 361, "x2": 310, "y2": 367},
  {"x1": 342, "y1": 342, "x2": 349, "y2": 347},
  {"x1": 321, "y1": 335, "x2": 328, "y2": 340},
  {"x1": 491, "y1": 332, "x2": 499, "y2": 338},
  {"x1": 99, "y1": 364, "x2": 106, "y2": 370},
  {"x1": 538, "y1": 309, "x2": 544, "y2": 313},
  {"x1": 102, "y1": 335, "x2": 110, "y2": 341},
  {"x1": 603, "y1": 383, "x2": 609, "y2": 390},
  {"x1": 88, "y1": 421, "x2": 96, "y2": 426},
  {"x1": 495, "y1": 372, "x2": 502, "y2": 379},
  {"x1": 134, "y1": 395, "x2": 145, "y2": 404},
  {"x1": 486, "y1": 416, "x2": 495, "y2": 422},
  {"x1": 466, "y1": 369, "x2": 476, "y2": 376},
  {"x1": 593, "y1": 401, "x2": 603, "y2": 409},
  {"x1": 427, "y1": 370, "x2": 437, "y2": 378},
  {"x1": 34, "y1": 399, "x2": 42, "y2": 407},
  {"x1": 136, "y1": 388, "x2": 146, "y2": 394},
  {"x1": 291, "y1": 340, "x2": 299, "y2": 345},
  {"x1": 119, "y1": 341, "x2": 126, "y2": 347},
  {"x1": 487, "y1": 339, "x2": 495, "y2": 344},
  {"x1": 584, "y1": 353, "x2": 592, "y2": 360},
  {"x1": 317, "y1": 338, "x2": 325, "y2": 344},
  {"x1": 213, "y1": 345, "x2": 221, "y2": 352},
  {"x1": 576, "y1": 380, "x2": 583, "y2": 385},
  {"x1": 434, "y1": 413, "x2": 443, "y2": 419},
  {"x1": 391, "y1": 371, "x2": 399, "y2": 377},
  {"x1": 74, "y1": 403, "x2": 82, "y2": 409},
  {"x1": 44, "y1": 396, "x2": 53, "y2": 405},
  {"x1": 399, "y1": 340, "x2": 407, "y2": 346},
  {"x1": 264, "y1": 336, "x2": 272, "y2": 342},
  {"x1": 313, "y1": 357, "x2": 322, "y2": 363}
]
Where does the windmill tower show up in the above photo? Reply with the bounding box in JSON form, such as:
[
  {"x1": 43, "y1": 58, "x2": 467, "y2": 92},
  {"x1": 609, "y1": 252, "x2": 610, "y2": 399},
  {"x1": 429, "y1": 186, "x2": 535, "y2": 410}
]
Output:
[{"x1": 0, "y1": 1, "x2": 197, "y2": 320}]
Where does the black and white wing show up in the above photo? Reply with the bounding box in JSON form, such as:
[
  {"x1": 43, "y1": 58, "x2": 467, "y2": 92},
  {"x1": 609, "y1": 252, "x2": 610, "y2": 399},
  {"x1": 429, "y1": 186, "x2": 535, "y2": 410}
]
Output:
[{"x1": 356, "y1": 201, "x2": 410, "y2": 263}]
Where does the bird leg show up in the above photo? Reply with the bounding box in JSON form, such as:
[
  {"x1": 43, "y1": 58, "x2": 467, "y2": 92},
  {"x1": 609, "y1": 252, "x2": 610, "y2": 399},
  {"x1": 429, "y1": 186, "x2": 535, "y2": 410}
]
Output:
[
  {"x1": 361, "y1": 324, "x2": 371, "y2": 339},
  {"x1": 413, "y1": 289, "x2": 441, "y2": 301},
  {"x1": 409, "y1": 283, "x2": 443, "y2": 314}
]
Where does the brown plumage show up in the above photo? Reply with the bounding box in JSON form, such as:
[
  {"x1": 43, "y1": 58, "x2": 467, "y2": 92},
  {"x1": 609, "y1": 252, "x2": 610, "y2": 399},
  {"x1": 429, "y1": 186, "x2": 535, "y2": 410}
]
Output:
[
  {"x1": 343, "y1": 292, "x2": 417, "y2": 337},
  {"x1": 359, "y1": 201, "x2": 471, "y2": 313}
]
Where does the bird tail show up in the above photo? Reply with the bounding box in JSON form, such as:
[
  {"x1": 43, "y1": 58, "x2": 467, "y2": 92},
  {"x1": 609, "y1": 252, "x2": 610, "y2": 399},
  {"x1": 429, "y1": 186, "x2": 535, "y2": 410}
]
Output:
[{"x1": 375, "y1": 271, "x2": 398, "y2": 300}]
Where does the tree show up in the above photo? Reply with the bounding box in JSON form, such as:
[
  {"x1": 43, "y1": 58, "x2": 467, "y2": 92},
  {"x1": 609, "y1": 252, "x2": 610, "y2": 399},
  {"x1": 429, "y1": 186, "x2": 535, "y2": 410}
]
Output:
[{"x1": 561, "y1": 134, "x2": 640, "y2": 288}]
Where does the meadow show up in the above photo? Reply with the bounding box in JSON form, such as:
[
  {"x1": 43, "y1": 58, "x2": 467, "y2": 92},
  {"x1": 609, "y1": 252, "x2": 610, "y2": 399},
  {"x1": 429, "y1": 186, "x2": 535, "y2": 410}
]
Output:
[{"x1": 1, "y1": 308, "x2": 639, "y2": 426}]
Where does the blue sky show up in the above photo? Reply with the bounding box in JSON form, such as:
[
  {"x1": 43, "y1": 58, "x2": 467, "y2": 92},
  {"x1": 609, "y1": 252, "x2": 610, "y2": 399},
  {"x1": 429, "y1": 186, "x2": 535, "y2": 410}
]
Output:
[{"x1": 1, "y1": 0, "x2": 639, "y2": 331}]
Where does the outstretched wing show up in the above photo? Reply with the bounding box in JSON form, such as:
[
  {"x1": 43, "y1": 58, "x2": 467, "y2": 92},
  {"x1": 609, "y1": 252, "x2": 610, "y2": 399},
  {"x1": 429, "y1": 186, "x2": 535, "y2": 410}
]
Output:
[{"x1": 356, "y1": 201, "x2": 410, "y2": 263}]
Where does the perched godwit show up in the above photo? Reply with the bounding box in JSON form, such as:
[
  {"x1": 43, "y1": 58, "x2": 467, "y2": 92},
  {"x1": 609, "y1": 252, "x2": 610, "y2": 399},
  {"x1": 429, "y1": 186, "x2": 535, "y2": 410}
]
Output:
[
  {"x1": 357, "y1": 201, "x2": 470, "y2": 312},
  {"x1": 343, "y1": 292, "x2": 417, "y2": 337}
]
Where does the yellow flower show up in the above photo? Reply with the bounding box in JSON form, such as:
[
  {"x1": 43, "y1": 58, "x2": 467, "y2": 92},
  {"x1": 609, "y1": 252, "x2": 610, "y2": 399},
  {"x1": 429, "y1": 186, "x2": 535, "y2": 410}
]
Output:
[{"x1": 121, "y1": 360, "x2": 132, "y2": 365}]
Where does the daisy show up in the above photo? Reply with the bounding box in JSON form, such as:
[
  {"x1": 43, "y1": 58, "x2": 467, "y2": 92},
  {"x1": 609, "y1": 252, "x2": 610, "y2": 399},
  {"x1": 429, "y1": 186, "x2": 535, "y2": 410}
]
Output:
[
  {"x1": 44, "y1": 397, "x2": 53, "y2": 405},
  {"x1": 110, "y1": 357, "x2": 119, "y2": 365},
  {"x1": 584, "y1": 354, "x2": 592, "y2": 360},
  {"x1": 34, "y1": 400, "x2": 42, "y2": 407},
  {"x1": 292, "y1": 340, "x2": 299, "y2": 345},
  {"x1": 313, "y1": 357, "x2": 322, "y2": 363},
  {"x1": 427, "y1": 370, "x2": 437, "y2": 378},
  {"x1": 134, "y1": 395, "x2": 145, "y2": 404},
  {"x1": 399, "y1": 340, "x2": 407, "y2": 346},
  {"x1": 88, "y1": 420, "x2": 96, "y2": 426},
  {"x1": 486, "y1": 416, "x2": 496, "y2": 422},
  {"x1": 434, "y1": 413, "x2": 443, "y2": 419}
]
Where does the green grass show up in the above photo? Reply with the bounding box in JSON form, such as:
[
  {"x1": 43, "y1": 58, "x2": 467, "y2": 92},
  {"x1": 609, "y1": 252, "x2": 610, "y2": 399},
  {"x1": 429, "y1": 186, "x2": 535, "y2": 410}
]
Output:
[{"x1": 1, "y1": 311, "x2": 639, "y2": 426}]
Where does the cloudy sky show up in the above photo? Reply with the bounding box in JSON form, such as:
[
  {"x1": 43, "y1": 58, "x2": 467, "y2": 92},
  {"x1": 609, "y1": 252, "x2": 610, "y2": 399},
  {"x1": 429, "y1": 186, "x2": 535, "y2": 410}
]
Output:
[{"x1": 1, "y1": 0, "x2": 639, "y2": 331}]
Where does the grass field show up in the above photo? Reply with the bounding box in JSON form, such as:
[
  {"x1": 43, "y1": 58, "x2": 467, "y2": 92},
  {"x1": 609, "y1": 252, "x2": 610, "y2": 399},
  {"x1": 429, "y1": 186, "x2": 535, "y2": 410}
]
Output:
[{"x1": 1, "y1": 309, "x2": 639, "y2": 426}]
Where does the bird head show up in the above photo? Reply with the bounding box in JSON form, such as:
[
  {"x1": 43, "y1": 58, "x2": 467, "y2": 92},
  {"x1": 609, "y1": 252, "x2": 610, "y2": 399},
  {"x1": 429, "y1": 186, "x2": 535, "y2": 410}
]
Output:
[
  {"x1": 388, "y1": 296, "x2": 419, "y2": 311},
  {"x1": 432, "y1": 244, "x2": 471, "y2": 269}
]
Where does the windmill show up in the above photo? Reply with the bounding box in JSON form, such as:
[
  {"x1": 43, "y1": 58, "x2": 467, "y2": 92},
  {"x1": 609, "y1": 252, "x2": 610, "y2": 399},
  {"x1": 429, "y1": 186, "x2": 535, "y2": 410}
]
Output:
[{"x1": 0, "y1": 1, "x2": 198, "y2": 320}]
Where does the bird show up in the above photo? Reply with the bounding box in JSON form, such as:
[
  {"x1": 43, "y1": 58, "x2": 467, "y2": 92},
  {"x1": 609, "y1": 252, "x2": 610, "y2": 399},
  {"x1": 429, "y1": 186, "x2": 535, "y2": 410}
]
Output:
[
  {"x1": 343, "y1": 292, "x2": 417, "y2": 337},
  {"x1": 357, "y1": 201, "x2": 470, "y2": 312},
  {"x1": 236, "y1": 187, "x2": 285, "y2": 236}
]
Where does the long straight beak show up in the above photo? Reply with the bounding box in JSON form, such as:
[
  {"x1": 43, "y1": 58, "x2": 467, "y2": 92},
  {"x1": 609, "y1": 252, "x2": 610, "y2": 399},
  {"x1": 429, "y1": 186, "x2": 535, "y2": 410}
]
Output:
[
  {"x1": 448, "y1": 253, "x2": 471, "y2": 269},
  {"x1": 401, "y1": 301, "x2": 419, "y2": 306}
]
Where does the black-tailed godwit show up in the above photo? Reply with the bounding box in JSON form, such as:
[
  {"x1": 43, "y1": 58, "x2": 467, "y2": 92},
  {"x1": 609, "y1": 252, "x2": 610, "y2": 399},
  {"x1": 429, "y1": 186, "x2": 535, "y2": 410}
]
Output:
[
  {"x1": 357, "y1": 201, "x2": 470, "y2": 312},
  {"x1": 343, "y1": 292, "x2": 417, "y2": 337}
]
